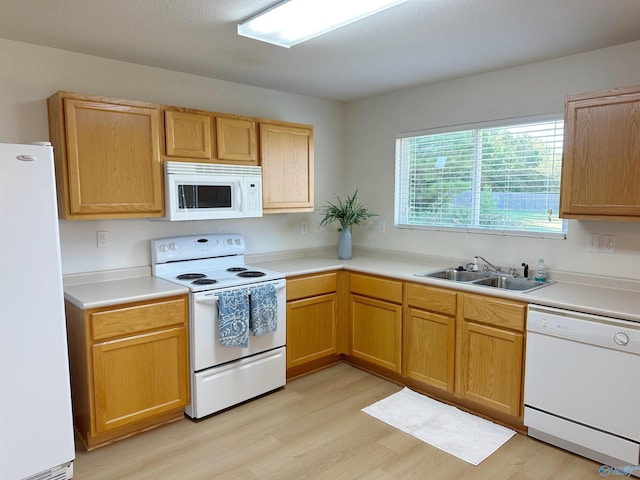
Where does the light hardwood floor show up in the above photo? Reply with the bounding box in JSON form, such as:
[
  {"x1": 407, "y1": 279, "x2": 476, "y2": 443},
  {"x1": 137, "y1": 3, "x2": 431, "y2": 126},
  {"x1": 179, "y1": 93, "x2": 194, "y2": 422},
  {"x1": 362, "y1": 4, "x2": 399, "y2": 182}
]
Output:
[{"x1": 73, "y1": 363, "x2": 603, "y2": 479}]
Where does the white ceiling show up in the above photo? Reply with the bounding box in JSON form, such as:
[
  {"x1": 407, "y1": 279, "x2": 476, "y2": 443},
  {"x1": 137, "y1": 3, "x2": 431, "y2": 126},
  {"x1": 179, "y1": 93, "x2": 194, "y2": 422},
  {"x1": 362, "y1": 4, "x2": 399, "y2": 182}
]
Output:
[{"x1": 2, "y1": 0, "x2": 640, "y2": 102}]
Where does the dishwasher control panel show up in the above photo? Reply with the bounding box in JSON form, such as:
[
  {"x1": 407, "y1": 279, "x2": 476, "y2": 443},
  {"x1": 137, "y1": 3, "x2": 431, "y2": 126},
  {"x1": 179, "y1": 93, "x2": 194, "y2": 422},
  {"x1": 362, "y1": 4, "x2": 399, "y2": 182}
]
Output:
[{"x1": 528, "y1": 305, "x2": 640, "y2": 354}]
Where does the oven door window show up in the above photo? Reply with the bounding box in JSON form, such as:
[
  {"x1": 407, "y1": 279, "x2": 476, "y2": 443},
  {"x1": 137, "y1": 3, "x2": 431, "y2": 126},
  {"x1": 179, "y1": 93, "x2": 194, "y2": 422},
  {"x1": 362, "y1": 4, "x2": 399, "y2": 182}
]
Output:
[{"x1": 178, "y1": 184, "x2": 232, "y2": 209}]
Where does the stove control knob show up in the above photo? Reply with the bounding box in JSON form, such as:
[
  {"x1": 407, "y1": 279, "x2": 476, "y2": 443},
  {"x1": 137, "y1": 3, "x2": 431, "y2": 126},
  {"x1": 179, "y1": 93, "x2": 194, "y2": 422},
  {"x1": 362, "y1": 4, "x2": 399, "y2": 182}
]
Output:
[
  {"x1": 159, "y1": 244, "x2": 166, "y2": 252},
  {"x1": 227, "y1": 238, "x2": 233, "y2": 245},
  {"x1": 169, "y1": 243, "x2": 177, "y2": 250},
  {"x1": 235, "y1": 239, "x2": 241, "y2": 245}
]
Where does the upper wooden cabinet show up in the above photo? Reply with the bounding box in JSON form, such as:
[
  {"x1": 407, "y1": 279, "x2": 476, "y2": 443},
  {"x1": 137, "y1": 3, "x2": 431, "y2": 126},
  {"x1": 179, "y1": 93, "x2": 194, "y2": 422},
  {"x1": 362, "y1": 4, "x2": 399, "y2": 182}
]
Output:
[
  {"x1": 163, "y1": 108, "x2": 258, "y2": 165},
  {"x1": 47, "y1": 91, "x2": 164, "y2": 220},
  {"x1": 260, "y1": 120, "x2": 314, "y2": 213},
  {"x1": 47, "y1": 90, "x2": 314, "y2": 218},
  {"x1": 216, "y1": 115, "x2": 258, "y2": 164},
  {"x1": 164, "y1": 109, "x2": 214, "y2": 160},
  {"x1": 560, "y1": 85, "x2": 640, "y2": 220}
]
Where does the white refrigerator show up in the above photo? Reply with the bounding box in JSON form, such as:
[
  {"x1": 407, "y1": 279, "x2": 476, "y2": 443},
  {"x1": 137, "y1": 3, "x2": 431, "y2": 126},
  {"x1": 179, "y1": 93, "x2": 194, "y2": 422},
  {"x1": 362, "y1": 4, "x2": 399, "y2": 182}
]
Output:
[{"x1": 0, "y1": 143, "x2": 75, "y2": 479}]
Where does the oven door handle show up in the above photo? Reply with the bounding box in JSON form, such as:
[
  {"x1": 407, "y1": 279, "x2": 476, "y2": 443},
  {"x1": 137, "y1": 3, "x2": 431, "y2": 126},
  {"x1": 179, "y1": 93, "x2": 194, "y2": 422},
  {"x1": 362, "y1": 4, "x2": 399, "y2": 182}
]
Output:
[
  {"x1": 194, "y1": 282, "x2": 285, "y2": 304},
  {"x1": 195, "y1": 295, "x2": 220, "y2": 304}
]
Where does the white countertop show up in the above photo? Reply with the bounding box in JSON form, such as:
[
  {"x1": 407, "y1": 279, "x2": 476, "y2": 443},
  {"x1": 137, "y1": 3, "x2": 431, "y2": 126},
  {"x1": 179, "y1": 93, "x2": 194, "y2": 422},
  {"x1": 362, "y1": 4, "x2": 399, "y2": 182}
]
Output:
[
  {"x1": 252, "y1": 251, "x2": 640, "y2": 323},
  {"x1": 64, "y1": 276, "x2": 189, "y2": 309},
  {"x1": 63, "y1": 249, "x2": 640, "y2": 322}
]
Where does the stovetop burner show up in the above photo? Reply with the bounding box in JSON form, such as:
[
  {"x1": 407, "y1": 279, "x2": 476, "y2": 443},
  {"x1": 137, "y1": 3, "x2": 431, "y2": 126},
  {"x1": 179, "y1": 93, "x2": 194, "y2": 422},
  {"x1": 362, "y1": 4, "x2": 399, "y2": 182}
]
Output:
[
  {"x1": 227, "y1": 267, "x2": 248, "y2": 272},
  {"x1": 177, "y1": 273, "x2": 206, "y2": 280},
  {"x1": 237, "y1": 271, "x2": 266, "y2": 278},
  {"x1": 192, "y1": 278, "x2": 217, "y2": 285}
]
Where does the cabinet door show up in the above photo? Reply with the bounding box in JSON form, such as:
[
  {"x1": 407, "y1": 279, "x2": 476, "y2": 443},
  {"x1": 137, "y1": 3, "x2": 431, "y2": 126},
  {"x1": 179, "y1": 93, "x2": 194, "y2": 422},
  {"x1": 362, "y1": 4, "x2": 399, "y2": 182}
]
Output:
[
  {"x1": 92, "y1": 326, "x2": 188, "y2": 434},
  {"x1": 560, "y1": 85, "x2": 640, "y2": 220},
  {"x1": 459, "y1": 320, "x2": 523, "y2": 416},
  {"x1": 260, "y1": 121, "x2": 314, "y2": 213},
  {"x1": 58, "y1": 96, "x2": 163, "y2": 218},
  {"x1": 405, "y1": 308, "x2": 455, "y2": 392},
  {"x1": 165, "y1": 110, "x2": 214, "y2": 159},
  {"x1": 286, "y1": 293, "x2": 338, "y2": 368},
  {"x1": 350, "y1": 294, "x2": 402, "y2": 373},
  {"x1": 216, "y1": 115, "x2": 258, "y2": 164}
]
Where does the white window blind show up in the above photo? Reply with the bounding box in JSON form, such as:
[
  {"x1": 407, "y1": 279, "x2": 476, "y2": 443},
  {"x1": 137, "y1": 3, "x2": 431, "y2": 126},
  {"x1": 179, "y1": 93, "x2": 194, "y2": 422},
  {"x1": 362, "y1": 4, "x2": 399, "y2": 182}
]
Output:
[{"x1": 395, "y1": 117, "x2": 567, "y2": 238}]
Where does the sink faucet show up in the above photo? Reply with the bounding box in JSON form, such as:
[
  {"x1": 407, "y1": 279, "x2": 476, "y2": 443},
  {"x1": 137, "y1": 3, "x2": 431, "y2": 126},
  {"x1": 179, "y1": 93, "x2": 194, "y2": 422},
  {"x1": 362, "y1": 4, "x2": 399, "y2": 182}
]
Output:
[{"x1": 475, "y1": 256, "x2": 502, "y2": 274}]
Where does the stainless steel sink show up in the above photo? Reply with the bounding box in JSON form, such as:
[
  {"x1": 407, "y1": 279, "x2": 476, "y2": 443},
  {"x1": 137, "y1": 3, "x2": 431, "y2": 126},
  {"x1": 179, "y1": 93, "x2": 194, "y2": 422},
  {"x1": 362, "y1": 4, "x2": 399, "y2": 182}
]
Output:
[
  {"x1": 415, "y1": 269, "x2": 488, "y2": 282},
  {"x1": 472, "y1": 276, "x2": 554, "y2": 292},
  {"x1": 415, "y1": 268, "x2": 555, "y2": 293}
]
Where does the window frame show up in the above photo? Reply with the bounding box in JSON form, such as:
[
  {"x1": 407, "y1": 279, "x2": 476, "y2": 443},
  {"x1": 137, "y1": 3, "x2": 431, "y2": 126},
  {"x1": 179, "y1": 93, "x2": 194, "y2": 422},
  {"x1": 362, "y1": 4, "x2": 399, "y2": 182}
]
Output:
[{"x1": 394, "y1": 113, "x2": 568, "y2": 239}]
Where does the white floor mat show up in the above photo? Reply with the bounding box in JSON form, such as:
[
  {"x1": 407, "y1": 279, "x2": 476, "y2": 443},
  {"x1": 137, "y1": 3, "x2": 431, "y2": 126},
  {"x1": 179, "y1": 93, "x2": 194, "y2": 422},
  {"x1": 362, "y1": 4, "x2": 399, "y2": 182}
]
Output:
[{"x1": 362, "y1": 387, "x2": 515, "y2": 465}]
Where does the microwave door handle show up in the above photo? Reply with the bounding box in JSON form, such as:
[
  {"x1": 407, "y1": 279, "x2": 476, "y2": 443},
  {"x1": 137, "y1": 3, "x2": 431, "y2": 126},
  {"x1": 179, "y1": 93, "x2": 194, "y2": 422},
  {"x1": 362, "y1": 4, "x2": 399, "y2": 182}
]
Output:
[{"x1": 236, "y1": 181, "x2": 243, "y2": 212}]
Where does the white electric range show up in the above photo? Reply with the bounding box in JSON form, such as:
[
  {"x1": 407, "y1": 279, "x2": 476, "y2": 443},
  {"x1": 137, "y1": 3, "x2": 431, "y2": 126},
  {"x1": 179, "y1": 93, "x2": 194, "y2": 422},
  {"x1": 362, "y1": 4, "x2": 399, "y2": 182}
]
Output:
[{"x1": 151, "y1": 234, "x2": 286, "y2": 419}]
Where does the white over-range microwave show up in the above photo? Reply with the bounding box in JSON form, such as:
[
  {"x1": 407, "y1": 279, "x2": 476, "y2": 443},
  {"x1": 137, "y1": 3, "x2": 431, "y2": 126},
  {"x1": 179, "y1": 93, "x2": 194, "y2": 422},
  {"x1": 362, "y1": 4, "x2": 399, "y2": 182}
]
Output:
[{"x1": 162, "y1": 162, "x2": 263, "y2": 221}]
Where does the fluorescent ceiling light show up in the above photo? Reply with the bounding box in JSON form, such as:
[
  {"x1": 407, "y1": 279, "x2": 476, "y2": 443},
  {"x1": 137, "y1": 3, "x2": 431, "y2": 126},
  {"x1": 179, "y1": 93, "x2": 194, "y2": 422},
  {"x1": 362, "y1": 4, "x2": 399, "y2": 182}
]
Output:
[{"x1": 238, "y1": 0, "x2": 409, "y2": 48}]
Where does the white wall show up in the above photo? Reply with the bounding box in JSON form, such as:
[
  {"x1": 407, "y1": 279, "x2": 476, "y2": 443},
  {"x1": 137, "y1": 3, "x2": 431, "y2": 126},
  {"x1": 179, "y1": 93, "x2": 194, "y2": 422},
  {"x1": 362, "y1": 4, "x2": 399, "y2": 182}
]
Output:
[
  {"x1": 0, "y1": 39, "x2": 345, "y2": 274},
  {"x1": 2, "y1": 38, "x2": 640, "y2": 279},
  {"x1": 345, "y1": 40, "x2": 640, "y2": 280}
]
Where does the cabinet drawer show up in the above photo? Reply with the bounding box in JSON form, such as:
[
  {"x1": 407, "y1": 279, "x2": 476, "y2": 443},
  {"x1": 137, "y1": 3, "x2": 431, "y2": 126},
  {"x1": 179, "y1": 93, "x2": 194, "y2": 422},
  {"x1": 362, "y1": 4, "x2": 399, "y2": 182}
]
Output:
[
  {"x1": 287, "y1": 272, "x2": 337, "y2": 301},
  {"x1": 462, "y1": 294, "x2": 525, "y2": 332},
  {"x1": 405, "y1": 282, "x2": 457, "y2": 316},
  {"x1": 350, "y1": 273, "x2": 402, "y2": 304},
  {"x1": 91, "y1": 296, "x2": 187, "y2": 341}
]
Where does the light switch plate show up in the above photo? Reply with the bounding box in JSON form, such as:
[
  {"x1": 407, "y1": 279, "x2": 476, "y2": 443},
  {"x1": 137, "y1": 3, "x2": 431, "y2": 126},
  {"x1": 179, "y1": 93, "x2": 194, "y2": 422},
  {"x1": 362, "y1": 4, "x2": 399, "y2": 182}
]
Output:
[
  {"x1": 96, "y1": 231, "x2": 108, "y2": 248},
  {"x1": 585, "y1": 233, "x2": 599, "y2": 253}
]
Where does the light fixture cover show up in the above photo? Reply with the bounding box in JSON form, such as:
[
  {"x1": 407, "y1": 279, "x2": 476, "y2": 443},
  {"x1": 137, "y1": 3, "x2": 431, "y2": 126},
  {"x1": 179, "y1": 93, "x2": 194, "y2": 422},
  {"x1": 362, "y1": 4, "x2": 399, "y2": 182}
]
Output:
[{"x1": 238, "y1": 0, "x2": 409, "y2": 48}]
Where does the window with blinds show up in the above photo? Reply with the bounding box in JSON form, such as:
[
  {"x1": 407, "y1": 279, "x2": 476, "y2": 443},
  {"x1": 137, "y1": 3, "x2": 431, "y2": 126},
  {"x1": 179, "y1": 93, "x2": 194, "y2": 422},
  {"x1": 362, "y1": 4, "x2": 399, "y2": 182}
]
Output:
[{"x1": 395, "y1": 117, "x2": 567, "y2": 238}]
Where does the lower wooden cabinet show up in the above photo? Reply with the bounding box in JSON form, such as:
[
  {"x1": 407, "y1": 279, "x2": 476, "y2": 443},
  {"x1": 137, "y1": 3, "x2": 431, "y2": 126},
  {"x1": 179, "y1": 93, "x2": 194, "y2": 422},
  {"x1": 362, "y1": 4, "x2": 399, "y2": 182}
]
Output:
[
  {"x1": 286, "y1": 272, "x2": 339, "y2": 377},
  {"x1": 396, "y1": 280, "x2": 526, "y2": 423},
  {"x1": 404, "y1": 283, "x2": 457, "y2": 392},
  {"x1": 457, "y1": 293, "x2": 526, "y2": 417},
  {"x1": 349, "y1": 273, "x2": 403, "y2": 374},
  {"x1": 65, "y1": 295, "x2": 189, "y2": 450},
  {"x1": 286, "y1": 271, "x2": 528, "y2": 427}
]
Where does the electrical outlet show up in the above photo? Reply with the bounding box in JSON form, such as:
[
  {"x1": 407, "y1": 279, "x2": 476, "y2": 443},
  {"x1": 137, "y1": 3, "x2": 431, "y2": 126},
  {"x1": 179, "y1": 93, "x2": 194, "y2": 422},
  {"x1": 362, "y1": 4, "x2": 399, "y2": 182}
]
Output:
[
  {"x1": 96, "y1": 231, "x2": 108, "y2": 248},
  {"x1": 602, "y1": 235, "x2": 616, "y2": 254},
  {"x1": 585, "y1": 233, "x2": 600, "y2": 253},
  {"x1": 378, "y1": 220, "x2": 386, "y2": 234},
  {"x1": 300, "y1": 222, "x2": 308, "y2": 234}
]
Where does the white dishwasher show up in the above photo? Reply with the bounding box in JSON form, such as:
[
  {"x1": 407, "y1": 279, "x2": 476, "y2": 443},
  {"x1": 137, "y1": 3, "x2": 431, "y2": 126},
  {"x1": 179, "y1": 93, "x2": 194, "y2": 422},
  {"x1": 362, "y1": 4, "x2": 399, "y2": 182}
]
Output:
[{"x1": 524, "y1": 305, "x2": 640, "y2": 470}]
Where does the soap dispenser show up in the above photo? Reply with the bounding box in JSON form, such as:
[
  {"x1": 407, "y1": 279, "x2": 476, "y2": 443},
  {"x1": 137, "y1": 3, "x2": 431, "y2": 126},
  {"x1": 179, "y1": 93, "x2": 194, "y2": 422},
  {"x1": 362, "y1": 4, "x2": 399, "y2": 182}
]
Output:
[
  {"x1": 534, "y1": 258, "x2": 546, "y2": 282},
  {"x1": 470, "y1": 257, "x2": 479, "y2": 271}
]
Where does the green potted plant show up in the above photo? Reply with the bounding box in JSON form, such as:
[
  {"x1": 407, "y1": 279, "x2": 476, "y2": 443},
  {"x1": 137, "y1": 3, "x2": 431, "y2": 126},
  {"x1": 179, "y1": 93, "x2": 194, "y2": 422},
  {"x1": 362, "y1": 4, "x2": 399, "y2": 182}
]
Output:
[{"x1": 319, "y1": 190, "x2": 377, "y2": 259}]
